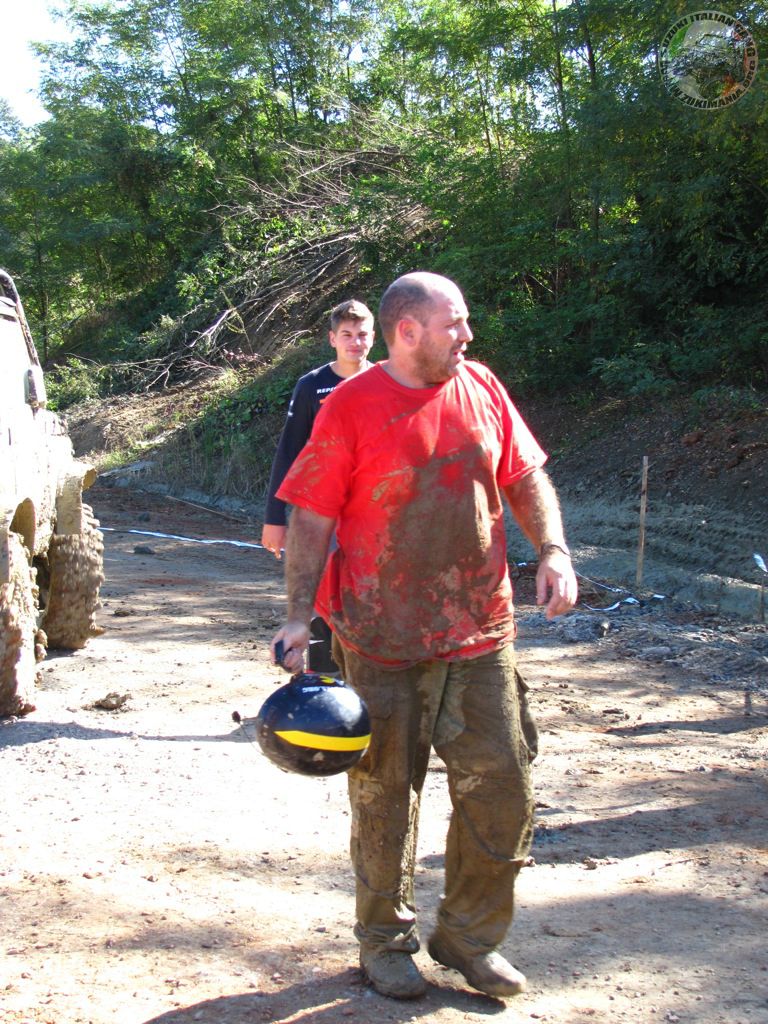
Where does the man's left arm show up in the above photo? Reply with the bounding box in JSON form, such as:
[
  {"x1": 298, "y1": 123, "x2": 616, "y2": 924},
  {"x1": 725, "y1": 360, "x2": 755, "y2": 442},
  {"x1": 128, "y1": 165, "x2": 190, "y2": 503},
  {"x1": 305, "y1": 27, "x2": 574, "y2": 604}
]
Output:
[{"x1": 503, "y1": 468, "x2": 578, "y2": 620}]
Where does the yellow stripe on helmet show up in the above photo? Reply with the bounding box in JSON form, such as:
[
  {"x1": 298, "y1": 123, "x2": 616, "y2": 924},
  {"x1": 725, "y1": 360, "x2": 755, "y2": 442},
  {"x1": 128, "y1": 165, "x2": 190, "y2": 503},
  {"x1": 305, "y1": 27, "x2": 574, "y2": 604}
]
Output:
[{"x1": 274, "y1": 729, "x2": 370, "y2": 752}]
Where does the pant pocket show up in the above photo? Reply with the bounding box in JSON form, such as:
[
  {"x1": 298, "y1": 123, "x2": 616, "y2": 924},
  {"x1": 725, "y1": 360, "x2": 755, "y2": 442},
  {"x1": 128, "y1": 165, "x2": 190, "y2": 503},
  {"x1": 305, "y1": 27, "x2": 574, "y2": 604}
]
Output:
[{"x1": 515, "y1": 667, "x2": 539, "y2": 762}]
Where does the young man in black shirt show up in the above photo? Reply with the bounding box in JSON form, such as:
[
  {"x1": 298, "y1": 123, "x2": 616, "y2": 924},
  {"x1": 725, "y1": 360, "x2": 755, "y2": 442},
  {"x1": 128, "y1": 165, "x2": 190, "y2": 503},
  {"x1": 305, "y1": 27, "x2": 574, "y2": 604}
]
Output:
[{"x1": 261, "y1": 299, "x2": 375, "y2": 558}]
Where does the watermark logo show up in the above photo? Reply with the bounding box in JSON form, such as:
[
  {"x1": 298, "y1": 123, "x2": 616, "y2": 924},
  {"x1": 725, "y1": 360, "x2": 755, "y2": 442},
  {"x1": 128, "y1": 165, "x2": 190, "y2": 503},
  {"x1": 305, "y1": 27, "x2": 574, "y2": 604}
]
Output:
[{"x1": 660, "y1": 11, "x2": 758, "y2": 108}]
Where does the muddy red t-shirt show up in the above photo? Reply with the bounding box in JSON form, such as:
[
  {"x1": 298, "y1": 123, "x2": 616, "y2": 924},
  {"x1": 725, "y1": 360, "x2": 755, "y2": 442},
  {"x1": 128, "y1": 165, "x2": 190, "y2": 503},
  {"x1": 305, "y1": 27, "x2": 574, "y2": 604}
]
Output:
[{"x1": 277, "y1": 361, "x2": 546, "y2": 665}]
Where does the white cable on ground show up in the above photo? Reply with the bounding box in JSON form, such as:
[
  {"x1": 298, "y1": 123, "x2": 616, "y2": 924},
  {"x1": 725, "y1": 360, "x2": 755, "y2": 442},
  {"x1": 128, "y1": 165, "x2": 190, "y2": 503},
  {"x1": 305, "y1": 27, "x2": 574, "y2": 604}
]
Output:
[{"x1": 102, "y1": 526, "x2": 266, "y2": 550}]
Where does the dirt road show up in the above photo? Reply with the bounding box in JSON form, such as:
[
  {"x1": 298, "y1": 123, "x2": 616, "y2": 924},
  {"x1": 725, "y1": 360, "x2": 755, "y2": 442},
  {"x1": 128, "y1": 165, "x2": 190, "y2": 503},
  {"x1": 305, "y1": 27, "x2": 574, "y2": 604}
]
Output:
[{"x1": 1, "y1": 483, "x2": 766, "y2": 1024}]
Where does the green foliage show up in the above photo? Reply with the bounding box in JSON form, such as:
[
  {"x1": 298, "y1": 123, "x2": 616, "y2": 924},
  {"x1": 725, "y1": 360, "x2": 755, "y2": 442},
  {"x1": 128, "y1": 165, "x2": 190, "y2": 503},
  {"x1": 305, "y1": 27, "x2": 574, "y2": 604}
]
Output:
[
  {"x1": 46, "y1": 357, "x2": 112, "y2": 409},
  {"x1": 1, "y1": 0, "x2": 767, "y2": 441},
  {"x1": 185, "y1": 341, "x2": 327, "y2": 473},
  {"x1": 591, "y1": 349, "x2": 674, "y2": 399},
  {"x1": 691, "y1": 384, "x2": 766, "y2": 418}
]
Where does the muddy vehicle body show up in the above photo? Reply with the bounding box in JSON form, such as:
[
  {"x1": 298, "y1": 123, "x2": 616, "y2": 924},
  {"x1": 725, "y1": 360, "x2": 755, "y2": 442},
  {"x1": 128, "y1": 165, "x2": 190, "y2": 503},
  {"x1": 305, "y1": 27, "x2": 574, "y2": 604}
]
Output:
[{"x1": 0, "y1": 270, "x2": 104, "y2": 717}]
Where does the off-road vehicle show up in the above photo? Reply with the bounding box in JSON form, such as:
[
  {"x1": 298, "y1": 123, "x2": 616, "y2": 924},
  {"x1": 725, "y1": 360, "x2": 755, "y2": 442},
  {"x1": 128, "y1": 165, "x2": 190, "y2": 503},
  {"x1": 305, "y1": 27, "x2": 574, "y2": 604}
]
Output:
[{"x1": 0, "y1": 269, "x2": 104, "y2": 717}]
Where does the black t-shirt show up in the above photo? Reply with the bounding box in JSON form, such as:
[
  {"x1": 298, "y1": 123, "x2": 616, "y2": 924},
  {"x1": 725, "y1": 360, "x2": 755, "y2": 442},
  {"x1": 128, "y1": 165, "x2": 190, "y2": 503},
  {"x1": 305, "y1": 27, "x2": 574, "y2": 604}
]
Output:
[{"x1": 264, "y1": 363, "x2": 344, "y2": 526}]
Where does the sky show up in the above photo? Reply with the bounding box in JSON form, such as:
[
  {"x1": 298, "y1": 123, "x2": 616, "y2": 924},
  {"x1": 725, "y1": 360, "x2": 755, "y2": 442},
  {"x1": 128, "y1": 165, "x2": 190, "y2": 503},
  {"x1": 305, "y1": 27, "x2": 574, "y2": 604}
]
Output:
[{"x1": 2, "y1": 1, "x2": 73, "y2": 126}]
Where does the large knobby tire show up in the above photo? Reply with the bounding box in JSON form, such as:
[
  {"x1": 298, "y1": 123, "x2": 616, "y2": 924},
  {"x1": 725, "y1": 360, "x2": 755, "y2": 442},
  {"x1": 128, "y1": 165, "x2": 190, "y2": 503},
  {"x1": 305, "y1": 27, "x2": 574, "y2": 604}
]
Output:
[
  {"x1": 43, "y1": 503, "x2": 105, "y2": 650},
  {"x1": 0, "y1": 532, "x2": 39, "y2": 717}
]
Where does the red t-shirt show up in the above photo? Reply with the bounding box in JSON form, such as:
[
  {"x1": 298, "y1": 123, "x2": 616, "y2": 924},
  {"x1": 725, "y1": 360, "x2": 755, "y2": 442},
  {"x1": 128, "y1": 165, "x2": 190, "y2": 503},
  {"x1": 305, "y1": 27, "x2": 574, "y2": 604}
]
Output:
[{"x1": 277, "y1": 361, "x2": 546, "y2": 665}]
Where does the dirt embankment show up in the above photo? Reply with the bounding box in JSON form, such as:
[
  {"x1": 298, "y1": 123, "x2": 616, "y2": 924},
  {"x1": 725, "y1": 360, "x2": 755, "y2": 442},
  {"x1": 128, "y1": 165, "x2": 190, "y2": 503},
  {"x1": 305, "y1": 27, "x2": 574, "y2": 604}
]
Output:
[
  {"x1": 520, "y1": 393, "x2": 768, "y2": 618},
  {"x1": 1, "y1": 483, "x2": 766, "y2": 1024}
]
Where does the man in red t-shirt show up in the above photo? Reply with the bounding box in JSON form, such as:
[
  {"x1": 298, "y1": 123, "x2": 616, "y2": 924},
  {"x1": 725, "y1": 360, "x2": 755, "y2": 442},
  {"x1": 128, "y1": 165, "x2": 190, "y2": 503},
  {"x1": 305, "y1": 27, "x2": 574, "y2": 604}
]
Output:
[{"x1": 272, "y1": 272, "x2": 577, "y2": 1001}]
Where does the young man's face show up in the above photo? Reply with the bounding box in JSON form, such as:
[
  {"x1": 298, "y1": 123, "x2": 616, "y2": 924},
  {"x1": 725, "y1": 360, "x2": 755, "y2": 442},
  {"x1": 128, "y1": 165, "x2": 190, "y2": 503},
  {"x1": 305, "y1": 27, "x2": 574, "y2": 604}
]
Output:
[{"x1": 329, "y1": 316, "x2": 375, "y2": 371}]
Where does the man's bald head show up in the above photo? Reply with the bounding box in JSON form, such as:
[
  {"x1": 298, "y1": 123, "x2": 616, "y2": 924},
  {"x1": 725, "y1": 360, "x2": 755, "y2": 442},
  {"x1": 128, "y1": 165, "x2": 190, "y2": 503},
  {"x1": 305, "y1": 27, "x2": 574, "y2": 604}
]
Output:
[{"x1": 378, "y1": 272, "x2": 463, "y2": 348}]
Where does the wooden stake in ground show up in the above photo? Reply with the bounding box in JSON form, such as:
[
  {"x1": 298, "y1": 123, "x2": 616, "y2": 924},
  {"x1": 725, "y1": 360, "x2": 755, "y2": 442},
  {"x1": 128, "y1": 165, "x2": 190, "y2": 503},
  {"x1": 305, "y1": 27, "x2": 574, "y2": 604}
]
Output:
[
  {"x1": 637, "y1": 456, "x2": 649, "y2": 587},
  {"x1": 755, "y1": 552, "x2": 767, "y2": 623}
]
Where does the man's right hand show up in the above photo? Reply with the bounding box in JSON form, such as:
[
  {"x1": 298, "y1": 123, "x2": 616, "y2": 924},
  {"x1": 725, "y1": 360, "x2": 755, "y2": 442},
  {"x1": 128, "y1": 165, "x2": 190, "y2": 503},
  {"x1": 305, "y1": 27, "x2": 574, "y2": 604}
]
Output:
[
  {"x1": 270, "y1": 621, "x2": 310, "y2": 674},
  {"x1": 261, "y1": 523, "x2": 287, "y2": 560},
  {"x1": 270, "y1": 506, "x2": 336, "y2": 673}
]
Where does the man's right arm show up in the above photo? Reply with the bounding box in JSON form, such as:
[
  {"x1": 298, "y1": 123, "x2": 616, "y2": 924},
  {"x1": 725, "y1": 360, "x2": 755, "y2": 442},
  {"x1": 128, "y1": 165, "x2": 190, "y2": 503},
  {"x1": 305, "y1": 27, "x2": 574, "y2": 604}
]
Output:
[{"x1": 270, "y1": 505, "x2": 336, "y2": 672}]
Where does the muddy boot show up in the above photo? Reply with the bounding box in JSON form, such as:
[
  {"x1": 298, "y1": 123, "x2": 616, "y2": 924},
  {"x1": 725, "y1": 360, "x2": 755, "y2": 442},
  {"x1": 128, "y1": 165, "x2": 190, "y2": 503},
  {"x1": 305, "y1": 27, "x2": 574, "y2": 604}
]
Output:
[
  {"x1": 428, "y1": 933, "x2": 526, "y2": 998},
  {"x1": 359, "y1": 948, "x2": 428, "y2": 1000}
]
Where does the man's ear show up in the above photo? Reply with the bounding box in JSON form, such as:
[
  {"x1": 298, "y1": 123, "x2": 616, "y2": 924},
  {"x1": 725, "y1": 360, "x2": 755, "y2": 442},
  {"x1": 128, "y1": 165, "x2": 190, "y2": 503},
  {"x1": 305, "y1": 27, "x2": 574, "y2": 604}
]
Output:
[{"x1": 398, "y1": 316, "x2": 420, "y2": 347}]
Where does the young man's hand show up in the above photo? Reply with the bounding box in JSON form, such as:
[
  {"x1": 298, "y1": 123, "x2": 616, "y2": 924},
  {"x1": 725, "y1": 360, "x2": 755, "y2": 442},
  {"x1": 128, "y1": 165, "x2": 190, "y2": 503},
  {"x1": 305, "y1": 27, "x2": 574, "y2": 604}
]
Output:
[{"x1": 261, "y1": 523, "x2": 287, "y2": 560}]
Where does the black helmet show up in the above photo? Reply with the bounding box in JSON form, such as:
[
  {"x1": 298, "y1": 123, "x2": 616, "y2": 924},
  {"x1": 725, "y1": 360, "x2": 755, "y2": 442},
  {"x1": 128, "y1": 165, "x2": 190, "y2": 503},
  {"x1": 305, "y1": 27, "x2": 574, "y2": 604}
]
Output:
[{"x1": 255, "y1": 672, "x2": 371, "y2": 777}]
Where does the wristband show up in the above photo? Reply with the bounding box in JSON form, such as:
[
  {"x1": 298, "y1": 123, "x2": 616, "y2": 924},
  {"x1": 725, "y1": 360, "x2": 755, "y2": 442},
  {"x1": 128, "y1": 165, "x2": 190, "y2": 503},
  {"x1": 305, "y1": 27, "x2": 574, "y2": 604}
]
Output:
[{"x1": 539, "y1": 542, "x2": 571, "y2": 559}]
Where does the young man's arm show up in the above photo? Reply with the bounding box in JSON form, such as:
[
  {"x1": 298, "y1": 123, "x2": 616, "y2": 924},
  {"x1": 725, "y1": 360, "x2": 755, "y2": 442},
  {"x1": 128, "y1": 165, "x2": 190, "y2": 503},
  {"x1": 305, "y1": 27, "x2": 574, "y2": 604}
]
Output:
[
  {"x1": 270, "y1": 506, "x2": 336, "y2": 672},
  {"x1": 261, "y1": 377, "x2": 317, "y2": 558},
  {"x1": 503, "y1": 468, "x2": 578, "y2": 619}
]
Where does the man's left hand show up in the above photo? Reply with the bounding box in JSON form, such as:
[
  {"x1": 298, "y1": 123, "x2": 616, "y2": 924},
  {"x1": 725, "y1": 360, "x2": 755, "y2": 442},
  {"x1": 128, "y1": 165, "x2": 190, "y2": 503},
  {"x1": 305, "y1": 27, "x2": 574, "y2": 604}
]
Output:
[{"x1": 536, "y1": 550, "x2": 578, "y2": 620}]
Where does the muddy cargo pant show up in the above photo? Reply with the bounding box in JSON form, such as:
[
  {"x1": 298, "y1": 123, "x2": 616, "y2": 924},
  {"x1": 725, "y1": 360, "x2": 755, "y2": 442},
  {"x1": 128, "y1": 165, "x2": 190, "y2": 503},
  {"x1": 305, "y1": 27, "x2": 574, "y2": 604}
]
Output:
[{"x1": 332, "y1": 637, "x2": 538, "y2": 960}]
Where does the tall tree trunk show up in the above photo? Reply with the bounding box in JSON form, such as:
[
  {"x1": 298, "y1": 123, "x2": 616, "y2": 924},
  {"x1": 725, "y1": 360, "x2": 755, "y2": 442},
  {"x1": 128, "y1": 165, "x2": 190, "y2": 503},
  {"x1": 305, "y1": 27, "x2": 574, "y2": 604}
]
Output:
[{"x1": 33, "y1": 240, "x2": 49, "y2": 364}]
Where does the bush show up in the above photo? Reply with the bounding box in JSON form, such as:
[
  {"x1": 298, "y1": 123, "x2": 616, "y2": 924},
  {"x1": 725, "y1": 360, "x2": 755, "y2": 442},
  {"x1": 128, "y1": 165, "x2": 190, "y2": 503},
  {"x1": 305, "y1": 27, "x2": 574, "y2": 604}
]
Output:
[{"x1": 45, "y1": 357, "x2": 111, "y2": 410}]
